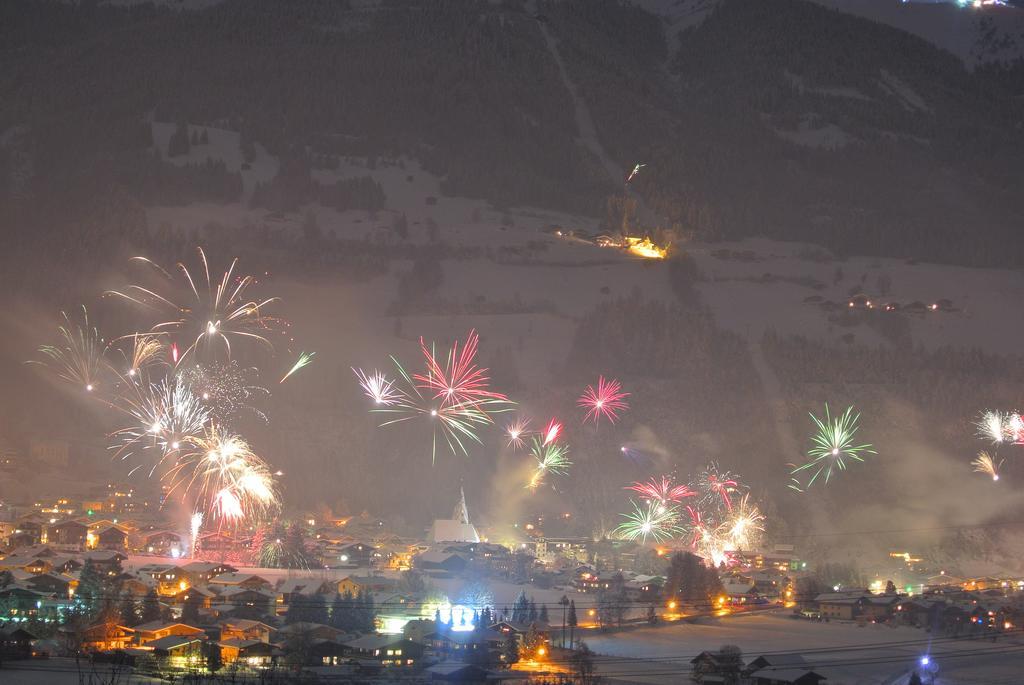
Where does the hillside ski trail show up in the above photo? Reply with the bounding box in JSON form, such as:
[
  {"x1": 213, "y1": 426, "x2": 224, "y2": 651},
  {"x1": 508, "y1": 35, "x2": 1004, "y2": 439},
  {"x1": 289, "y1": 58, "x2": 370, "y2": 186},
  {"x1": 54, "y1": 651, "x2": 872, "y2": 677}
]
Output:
[
  {"x1": 532, "y1": 4, "x2": 660, "y2": 227},
  {"x1": 747, "y1": 335, "x2": 801, "y2": 472}
]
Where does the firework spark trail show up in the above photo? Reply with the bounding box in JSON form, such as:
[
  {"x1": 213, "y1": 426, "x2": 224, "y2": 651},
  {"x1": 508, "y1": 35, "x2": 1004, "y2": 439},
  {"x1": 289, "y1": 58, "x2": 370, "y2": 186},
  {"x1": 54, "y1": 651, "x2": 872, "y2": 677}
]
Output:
[
  {"x1": 33, "y1": 307, "x2": 108, "y2": 393},
  {"x1": 791, "y1": 404, "x2": 876, "y2": 489},
  {"x1": 527, "y1": 435, "x2": 571, "y2": 490},
  {"x1": 352, "y1": 368, "x2": 403, "y2": 406},
  {"x1": 114, "y1": 333, "x2": 165, "y2": 378},
  {"x1": 626, "y1": 476, "x2": 696, "y2": 505},
  {"x1": 504, "y1": 417, "x2": 532, "y2": 451},
  {"x1": 614, "y1": 499, "x2": 683, "y2": 543},
  {"x1": 106, "y1": 247, "x2": 283, "y2": 365},
  {"x1": 578, "y1": 376, "x2": 630, "y2": 425},
  {"x1": 542, "y1": 418, "x2": 562, "y2": 446},
  {"x1": 280, "y1": 352, "x2": 315, "y2": 383},
  {"x1": 972, "y1": 451, "x2": 1003, "y2": 482},
  {"x1": 190, "y1": 512, "x2": 203, "y2": 558},
  {"x1": 180, "y1": 362, "x2": 269, "y2": 424}
]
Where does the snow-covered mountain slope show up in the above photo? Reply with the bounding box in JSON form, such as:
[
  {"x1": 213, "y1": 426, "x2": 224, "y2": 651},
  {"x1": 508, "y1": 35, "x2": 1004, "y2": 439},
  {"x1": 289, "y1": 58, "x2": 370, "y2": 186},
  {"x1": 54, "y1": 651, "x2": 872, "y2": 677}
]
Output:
[{"x1": 635, "y1": 0, "x2": 1024, "y2": 64}]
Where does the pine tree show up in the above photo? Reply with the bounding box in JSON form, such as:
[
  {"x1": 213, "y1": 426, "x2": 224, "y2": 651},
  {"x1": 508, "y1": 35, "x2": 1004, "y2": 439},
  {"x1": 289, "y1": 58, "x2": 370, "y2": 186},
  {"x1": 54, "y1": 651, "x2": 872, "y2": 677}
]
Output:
[
  {"x1": 306, "y1": 592, "x2": 326, "y2": 625},
  {"x1": 539, "y1": 604, "x2": 549, "y2": 624},
  {"x1": 118, "y1": 593, "x2": 138, "y2": 626},
  {"x1": 181, "y1": 590, "x2": 202, "y2": 624},
  {"x1": 140, "y1": 589, "x2": 161, "y2": 624},
  {"x1": 330, "y1": 593, "x2": 346, "y2": 630},
  {"x1": 527, "y1": 599, "x2": 538, "y2": 623},
  {"x1": 77, "y1": 559, "x2": 104, "y2": 616},
  {"x1": 512, "y1": 591, "x2": 529, "y2": 624},
  {"x1": 502, "y1": 633, "x2": 519, "y2": 665},
  {"x1": 567, "y1": 600, "x2": 578, "y2": 649}
]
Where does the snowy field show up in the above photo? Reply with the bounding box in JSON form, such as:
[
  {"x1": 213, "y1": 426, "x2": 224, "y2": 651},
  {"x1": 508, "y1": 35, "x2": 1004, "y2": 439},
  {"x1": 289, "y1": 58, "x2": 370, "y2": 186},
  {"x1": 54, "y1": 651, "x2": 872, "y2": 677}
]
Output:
[{"x1": 584, "y1": 612, "x2": 1024, "y2": 685}]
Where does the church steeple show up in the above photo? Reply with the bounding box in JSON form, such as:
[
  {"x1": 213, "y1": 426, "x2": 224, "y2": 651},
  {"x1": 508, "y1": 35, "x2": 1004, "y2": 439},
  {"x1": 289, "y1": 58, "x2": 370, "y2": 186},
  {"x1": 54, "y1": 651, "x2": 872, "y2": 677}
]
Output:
[{"x1": 453, "y1": 486, "x2": 471, "y2": 525}]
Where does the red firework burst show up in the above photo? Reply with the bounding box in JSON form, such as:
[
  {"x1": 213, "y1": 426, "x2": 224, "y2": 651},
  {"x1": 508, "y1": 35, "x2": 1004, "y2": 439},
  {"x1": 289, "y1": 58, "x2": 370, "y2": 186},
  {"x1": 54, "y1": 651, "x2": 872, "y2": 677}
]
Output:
[
  {"x1": 578, "y1": 376, "x2": 630, "y2": 424},
  {"x1": 413, "y1": 329, "x2": 509, "y2": 409},
  {"x1": 626, "y1": 476, "x2": 696, "y2": 504}
]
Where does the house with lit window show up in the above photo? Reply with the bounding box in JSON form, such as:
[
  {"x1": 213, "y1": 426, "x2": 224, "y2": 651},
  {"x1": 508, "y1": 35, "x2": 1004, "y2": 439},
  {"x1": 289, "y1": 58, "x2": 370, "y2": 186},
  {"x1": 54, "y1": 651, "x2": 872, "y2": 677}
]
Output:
[
  {"x1": 147, "y1": 634, "x2": 205, "y2": 667},
  {"x1": 218, "y1": 618, "x2": 274, "y2": 643},
  {"x1": 208, "y1": 572, "x2": 272, "y2": 591},
  {"x1": 83, "y1": 550, "x2": 127, "y2": 576},
  {"x1": 133, "y1": 621, "x2": 205, "y2": 647},
  {"x1": 92, "y1": 525, "x2": 129, "y2": 550},
  {"x1": 342, "y1": 634, "x2": 423, "y2": 667},
  {"x1": 180, "y1": 561, "x2": 236, "y2": 585},
  {"x1": 335, "y1": 574, "x2": 399, "y2": 596},
  {"x1": 47, "y1": 519, "x2": 88, "y2": 546},
  {"x1": 78, "y1": 622, "x2": 137, "y2": 652},
  {"x1": 218, "y1": 638, "x2": 279, "y2": 666},
  {"x1": 142, "y1": 530, "x2": 185, "y2": 555}
]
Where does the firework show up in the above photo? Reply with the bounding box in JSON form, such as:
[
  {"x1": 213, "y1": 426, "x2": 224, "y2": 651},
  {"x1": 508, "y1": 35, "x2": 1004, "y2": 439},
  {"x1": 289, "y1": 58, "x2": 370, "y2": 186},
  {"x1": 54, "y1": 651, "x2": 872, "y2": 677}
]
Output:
[
  {"x1": 699, "y1": 465, "x2": 740, "y2": 511},
  {"x1": 190, "y1": 512, "x2": 203, "y2": 558},
  {"x1": 627, "y1": 476, "x2": 696, "y2": 505},
  {"x1": 725, "y1": 495, "x2": 764, "y2": 550},
  {"x1": 33, "y1": 307, "x2": 107, "y2": 392},
  {"x1": 614, "y1": 499, "x2": 683, "y2": 543},
  {"x1": 280, "y1": 352, "x2": 315, "y2": 383},
  {"x1": 792, "y1": 404, "x2": 876, "y2": 488},
  {"x1": 106, "y1": 247, "x2": 283, "y2": 364},
  {"x1": 542, "y1": 418, "x2": 562, "y2": 446},
  {"x1": 578, "y1": 376, "x2": 630, "y2": 425},
  {"x1": 361, "y1": 332, "x2": 514, "y2": 460},
  {"x1": 972, "y1": 451, "x2": 1003, "y2": 482},
  {"x1": 167, "y1": 426, "x2": 279, "y2": 524},
  {"x1": 113, "y1": 333, "x2": 165, "y2": 378},
  {"x1": 413, "y1": 329, "x2": 509, "y2": 408},
  {"x1": 527, "y1": 435, "x2": 571, "y2": 490},
  {"x1": 976, "y1": 410, "x2": 1009, "y2": 443},
  {"x1": 353, "y1": 368, "x2": 403, "y2": 407},
  {"x1": 112, "y1": 376, "x2": 210, "y2": 467},
  {"x1": 180, "y1": 361, "x2": 268, "y2": 424},
  {"x1": 505, "y1": 417, "x2": 532, "y2": 450},
  {"x1": 1007, "y1": 413, "x2": 1024, "y2": 444}
]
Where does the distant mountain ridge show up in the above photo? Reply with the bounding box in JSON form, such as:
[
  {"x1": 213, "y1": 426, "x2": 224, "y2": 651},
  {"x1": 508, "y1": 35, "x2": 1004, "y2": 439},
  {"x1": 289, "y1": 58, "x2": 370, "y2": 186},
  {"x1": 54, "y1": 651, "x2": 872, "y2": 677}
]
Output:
[{"x1": 634, "y1": 0, "x2": 1024, "y2": 64}]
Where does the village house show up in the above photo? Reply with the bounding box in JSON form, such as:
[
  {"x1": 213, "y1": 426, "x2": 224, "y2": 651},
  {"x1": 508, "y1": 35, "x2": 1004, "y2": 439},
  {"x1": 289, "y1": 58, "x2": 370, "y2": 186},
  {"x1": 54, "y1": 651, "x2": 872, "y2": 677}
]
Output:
[
  {"x1": 218, "y1": 638, "x2": 279, "y2": 666},
  {"x1": 77, "y1": 622, "x2": 137, "y2": 652},
  {"x1": 92, "y1": 525, "x2": 129, "y2": 550},
  {"x1": 142, "y1": 530, "x2": 185, "y2": 555},
  {"x1": 83, "y1": 550, "x2": 128, "y2": 576},
  {"x1": 342, "y1": 634, "x2": 423, "y2": 667},
  {"x1": 47, "y1": 519, "x2": 88, "y2": 547},
  {"x1": 219, "y1": 618, "x2": 274, "y2": 643},
  {"x1": 179, "y1": 561, "x2": 236, "y2": 585},
  {"x1": 208, "y1": 572, "x2": 272, "y2": 591},
  {"x1": 132, "y1": 620, "x2": 205, "y2": 647}
]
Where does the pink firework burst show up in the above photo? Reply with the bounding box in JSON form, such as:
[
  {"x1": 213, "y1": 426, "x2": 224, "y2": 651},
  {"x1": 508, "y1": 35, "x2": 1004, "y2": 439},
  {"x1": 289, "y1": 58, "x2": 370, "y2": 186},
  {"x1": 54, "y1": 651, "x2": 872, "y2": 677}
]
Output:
[
  {"x1": 685, "y1": 505, "x2": 706, "y2": 549},
  {"x1": 703, "y1": 472, "x2": 739, "y2": 511},
  {"x1": 626, "y1": 476, "x2": 696, "y2": 504},
  {"x1": 542, "y1": 418, "x2": 562, "y2": 446},
  {"x1": 413, "y1": 329, "x2": 509, "y2": 409},
  {"x1": 505, "y1": 417, "x2": 532, "y2": 450},
  {"x1": 578, "y1": 376, "x2": 630, "y2": 424}
]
